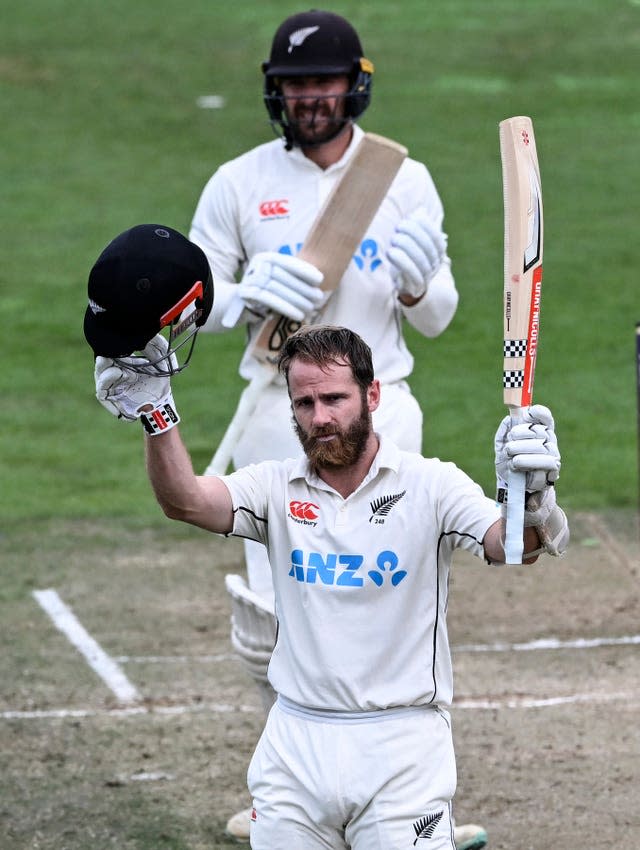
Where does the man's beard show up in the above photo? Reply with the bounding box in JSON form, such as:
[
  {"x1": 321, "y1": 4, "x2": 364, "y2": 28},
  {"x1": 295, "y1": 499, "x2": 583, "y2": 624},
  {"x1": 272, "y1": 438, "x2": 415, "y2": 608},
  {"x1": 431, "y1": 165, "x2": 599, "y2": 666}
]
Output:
[
  {"x1": 286, "y1": 96, "x2": 349, "y2": 147},
  {"x1": 295, "y1": 398, "x2": 371, "y2": 469}
]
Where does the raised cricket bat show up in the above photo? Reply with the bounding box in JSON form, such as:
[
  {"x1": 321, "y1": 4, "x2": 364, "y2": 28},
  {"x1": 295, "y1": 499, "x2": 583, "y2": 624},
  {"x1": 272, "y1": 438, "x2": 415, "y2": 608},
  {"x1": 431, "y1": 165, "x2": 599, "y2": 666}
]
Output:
[
  {"x1": 249, "y1": 133, "x2": 408, "y2": 365},
  {"x1": 204, "y1": 132, "x2": 408, "y2": 475},
  {"x1": 499, "y1": 116, "x2": 544, "y2": 564}
]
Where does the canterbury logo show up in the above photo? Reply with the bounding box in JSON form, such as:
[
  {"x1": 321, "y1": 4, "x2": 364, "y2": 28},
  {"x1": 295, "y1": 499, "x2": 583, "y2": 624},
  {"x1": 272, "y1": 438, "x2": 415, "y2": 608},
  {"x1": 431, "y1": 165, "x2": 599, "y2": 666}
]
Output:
[
  {"x1": 412, "y1": 811, "x2": 443, "y2": 844},
  {"x1": 288, "y1": 26, "x2": 319, "y2": 52},
  {"x1": 369, "y1": 491, "x2": 406, "y2": 522},
  {"x1": 259, "y1": 199, "x2": 290, "y2": 218},
  {"x1": 289, "y1": 501, "x2": 319, "y2": 521}
]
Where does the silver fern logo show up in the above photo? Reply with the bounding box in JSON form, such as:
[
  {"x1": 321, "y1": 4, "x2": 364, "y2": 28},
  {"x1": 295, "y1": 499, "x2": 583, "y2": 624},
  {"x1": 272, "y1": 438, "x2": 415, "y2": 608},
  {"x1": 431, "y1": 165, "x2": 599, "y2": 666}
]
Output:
[
  {"x1": 88, "y1": 299, "x2": 106, "y2": 314},
  {"x1": 369, "y1": 491, "x2": 406, "y2": 523},
  {"x1": 412, "y1": 810, "x2": 443, "y2": 844},
  {"x1": 288, "y1": 26, "x2": 319, "y2": 52}
]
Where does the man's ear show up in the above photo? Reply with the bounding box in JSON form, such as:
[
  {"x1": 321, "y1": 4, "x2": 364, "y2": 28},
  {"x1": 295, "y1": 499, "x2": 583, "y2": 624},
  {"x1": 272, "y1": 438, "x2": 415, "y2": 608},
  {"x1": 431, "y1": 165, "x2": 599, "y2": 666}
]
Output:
[{"x1": 367, "y1": 379, "x2": 381, "y2": 412}]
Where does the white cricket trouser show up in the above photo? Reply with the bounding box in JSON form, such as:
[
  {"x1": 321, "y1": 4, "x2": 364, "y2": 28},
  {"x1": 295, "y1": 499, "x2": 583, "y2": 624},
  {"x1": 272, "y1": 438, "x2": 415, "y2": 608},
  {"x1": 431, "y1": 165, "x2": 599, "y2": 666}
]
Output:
[
  {"x1": 232, "y1": 380, "x2": 423, "y2": 603},
  {"x1": 247, "y1": 697, "x2": 456, "y2": 850}
]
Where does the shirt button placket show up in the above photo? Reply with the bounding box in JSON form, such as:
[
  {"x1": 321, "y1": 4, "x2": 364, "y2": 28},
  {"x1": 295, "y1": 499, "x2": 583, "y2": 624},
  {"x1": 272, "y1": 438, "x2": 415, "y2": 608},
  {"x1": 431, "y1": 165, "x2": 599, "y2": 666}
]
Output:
[{"x1": 335, "y1": 502, "x2": 348, "y2": 529}]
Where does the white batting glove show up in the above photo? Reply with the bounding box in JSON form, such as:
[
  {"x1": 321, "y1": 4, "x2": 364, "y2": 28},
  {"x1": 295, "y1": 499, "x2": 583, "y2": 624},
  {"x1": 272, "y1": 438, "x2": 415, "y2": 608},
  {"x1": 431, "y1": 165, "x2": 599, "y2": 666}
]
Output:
[
  {"x1": 495, "y1": 404, "x2": 561, "y2": 494},
  {"x1": 521, "y1": 486, "x2": 570, "y2": 555},
  {"x1": 495, "y1": 404, "x2": 568, "y2": 556},
  {"x1": 221, "y1": 251, "x2": 324, "y2": 327},
  {"x1": 95, "y1": 335, "x2": 180, "y2": 435},
  {"x1": 386, "y1": 208, "x2": 447, "y2": 301}
]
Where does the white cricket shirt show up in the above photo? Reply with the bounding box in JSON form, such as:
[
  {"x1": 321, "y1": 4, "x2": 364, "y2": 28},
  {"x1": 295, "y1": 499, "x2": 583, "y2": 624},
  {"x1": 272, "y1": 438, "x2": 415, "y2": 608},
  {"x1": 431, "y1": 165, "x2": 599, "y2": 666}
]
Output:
[
  {"x1": 190, "y1": 125, "x2": 458, "y2": 384},
  {"x1": 222, "y1": 437, "x2": 500, "y2": 712}
]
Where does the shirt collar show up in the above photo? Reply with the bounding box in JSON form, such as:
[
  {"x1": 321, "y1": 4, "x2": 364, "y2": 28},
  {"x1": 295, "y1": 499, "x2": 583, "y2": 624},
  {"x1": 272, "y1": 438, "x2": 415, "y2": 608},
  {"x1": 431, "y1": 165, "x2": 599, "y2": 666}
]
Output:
[
  {"x1": 288, "y1": 433, "x2": 402, "y2": 491},
  {"x1": 287, "y1": 124, "x2": 364, "y2": 173}
]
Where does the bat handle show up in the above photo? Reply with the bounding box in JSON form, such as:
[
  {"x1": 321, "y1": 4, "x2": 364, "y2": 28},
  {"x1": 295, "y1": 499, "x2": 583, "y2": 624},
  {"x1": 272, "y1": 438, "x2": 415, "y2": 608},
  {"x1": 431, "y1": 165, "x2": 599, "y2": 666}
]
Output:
[
  {"x1": 203, "y1": 366, "x2": 275, "y2": 476},
  {"x1": 504, "y1": 406, "x2": 526, "y2": 565},
  {"x1": 221, "y1": 295, "x2": 246, "y2": 329}
]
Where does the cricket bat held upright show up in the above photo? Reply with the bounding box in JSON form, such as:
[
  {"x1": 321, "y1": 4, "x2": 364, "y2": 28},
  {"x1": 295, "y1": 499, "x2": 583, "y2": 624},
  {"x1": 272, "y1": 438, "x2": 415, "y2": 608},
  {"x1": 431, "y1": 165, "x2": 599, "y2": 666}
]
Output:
[
  {"x1": 205, "y1": 132, "x2": 407, "y2": 475},
  {"x1": 249, "y1": 132, "x2": 408, "y2": 365},
  {"x1": 499, "y1": 116, "x2": 544, "y2": 564}
]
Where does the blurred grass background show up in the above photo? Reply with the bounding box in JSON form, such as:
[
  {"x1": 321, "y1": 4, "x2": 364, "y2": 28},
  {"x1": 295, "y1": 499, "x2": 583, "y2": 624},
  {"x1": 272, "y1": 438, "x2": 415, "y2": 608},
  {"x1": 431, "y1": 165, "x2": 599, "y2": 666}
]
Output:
[{"x1": 2, "y1": 0, "x2": 638, "y2": 523}]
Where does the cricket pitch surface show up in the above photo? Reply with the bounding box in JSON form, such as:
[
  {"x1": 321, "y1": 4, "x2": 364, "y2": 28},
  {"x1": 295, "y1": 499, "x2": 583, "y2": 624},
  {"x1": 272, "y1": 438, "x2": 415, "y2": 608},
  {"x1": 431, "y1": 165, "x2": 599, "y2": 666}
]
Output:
[{"x1": 1, "y1": 509, "x2": 638, "y2": 848}]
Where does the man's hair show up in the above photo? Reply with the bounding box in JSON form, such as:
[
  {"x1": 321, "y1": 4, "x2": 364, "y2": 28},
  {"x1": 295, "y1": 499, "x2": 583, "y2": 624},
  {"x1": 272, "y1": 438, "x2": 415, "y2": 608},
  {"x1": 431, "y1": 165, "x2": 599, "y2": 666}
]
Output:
[{"x1": 277, "y1": 325, "x2": 374, "y2": 392}]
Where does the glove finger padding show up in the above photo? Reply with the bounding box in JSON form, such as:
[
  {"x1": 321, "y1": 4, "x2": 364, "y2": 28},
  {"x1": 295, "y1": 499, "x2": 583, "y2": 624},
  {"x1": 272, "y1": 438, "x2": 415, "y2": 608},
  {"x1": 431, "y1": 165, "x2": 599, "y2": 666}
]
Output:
[
  {"x1": 229, "y1": 250, "x2": 325, "y2": 323},
  {"x1": 94, "y1": 334, "x2": 179, "y2": 433},
  {"x1": 268, "y1": 252, "x2": 325, "y2": 286},
  {"x1": 523, "y1": 403, "x2": 555, "y2": 429},
  {"x1": 241, "y1": 264, "x2": 324, "y2": 319},
  {"x1": 523, "y1": 486, "x2": 570, "y2": 557},
  {"x1": 393, "y1": 219, "x2": 445, "y2": 272},
  {"x1": 95, "y1": 361, "x2": 140, "y2": 421},
  {"x1": 387, "y1": 208, "x2": 447, "y2": 300},
  {"x1": 495, "y1": 404, "x2": 561, "y2": 493},
  {"x1": 141, "y1": 334, "x2": 179, "y2": 371}
]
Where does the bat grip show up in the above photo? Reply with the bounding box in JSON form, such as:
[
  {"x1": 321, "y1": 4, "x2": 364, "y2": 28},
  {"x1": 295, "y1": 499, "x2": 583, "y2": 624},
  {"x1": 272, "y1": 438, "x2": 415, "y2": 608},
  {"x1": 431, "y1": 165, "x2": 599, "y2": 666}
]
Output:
[
  {"x1": 203, "y1": 366, "x2": 275, "y2": 476},
  {"x1": 221, "y1": 295, "x2": 246, "y2": 329},
  {"x1": 504, "y1": 406, "x2": 526, "y2": 565}
]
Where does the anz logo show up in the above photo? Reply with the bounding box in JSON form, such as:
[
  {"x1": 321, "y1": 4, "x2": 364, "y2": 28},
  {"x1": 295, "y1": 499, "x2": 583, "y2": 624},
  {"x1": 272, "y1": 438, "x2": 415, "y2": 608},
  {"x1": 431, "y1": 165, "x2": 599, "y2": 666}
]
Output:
[
  {"x1": 278, "y1": 239, "x2": 384, "y2": 274},
  {"x1": 353, "y1": 239, "x2": 383, "y2": 272},
  {"x1": 289, "y1": 549, "x2": 407, "y2": 588}
]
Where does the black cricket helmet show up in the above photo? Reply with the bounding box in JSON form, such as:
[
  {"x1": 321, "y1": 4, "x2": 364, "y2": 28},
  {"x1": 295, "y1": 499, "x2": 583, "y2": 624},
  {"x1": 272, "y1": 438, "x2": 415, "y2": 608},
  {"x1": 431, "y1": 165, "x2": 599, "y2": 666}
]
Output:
[
  {"x1": 262, "y1": 9, "x2": 374, "y2": 149},
  {"x1": 84, "y1": 224, "x2": 214, "y2": 375}
]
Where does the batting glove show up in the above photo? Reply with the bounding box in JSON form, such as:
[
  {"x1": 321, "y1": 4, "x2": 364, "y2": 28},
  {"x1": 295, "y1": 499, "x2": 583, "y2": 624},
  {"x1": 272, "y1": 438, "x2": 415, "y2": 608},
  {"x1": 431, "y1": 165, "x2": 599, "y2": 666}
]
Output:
[
  {"x1": 521, "y1": 486, "x2": 570, "y2": 556},
  {"x1": 495, "y1": 404, "x2": 568, "y2": 556},
  {"x1": 221, "y1": 251, "x2": 324, "y2": 327},
  {"x1": 95, "y1": 334, "x2": 180, "y2": 436},
  {"x1": 495, "y1": 404, "x2": 561, "y2": 493},
  {"x1": 386, "y1": 207, "x2": 447, "y2": 301}
]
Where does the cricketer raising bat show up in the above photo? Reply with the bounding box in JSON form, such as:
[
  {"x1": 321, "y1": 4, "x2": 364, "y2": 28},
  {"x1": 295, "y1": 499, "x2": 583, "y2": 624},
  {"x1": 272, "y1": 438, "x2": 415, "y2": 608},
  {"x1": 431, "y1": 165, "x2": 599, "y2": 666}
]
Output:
[
  {"x1": 204, "y1": 132, "x2": 407, "y2": 476},
  {"x1": 499, "y1": 116, "x2": 544, "y2": 565}
]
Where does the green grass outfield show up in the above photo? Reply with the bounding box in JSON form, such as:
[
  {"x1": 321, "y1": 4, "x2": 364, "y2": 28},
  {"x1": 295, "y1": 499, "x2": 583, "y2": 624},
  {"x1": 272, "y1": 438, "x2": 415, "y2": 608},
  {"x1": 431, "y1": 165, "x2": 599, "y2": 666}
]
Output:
[
  {"x1": 1, "y1": 5, "x2": 639, "y2": 849},
  {"x1": 2, "y1": 0, "x2": 639, "y2": 524}
]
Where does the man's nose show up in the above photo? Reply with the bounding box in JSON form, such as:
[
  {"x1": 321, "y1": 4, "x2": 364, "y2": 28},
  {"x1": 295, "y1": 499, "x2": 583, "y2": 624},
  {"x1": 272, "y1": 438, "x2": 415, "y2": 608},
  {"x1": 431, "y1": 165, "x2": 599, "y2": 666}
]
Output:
[{"x1": 311, "y1": 402, "x2": 332, "y2": 426}]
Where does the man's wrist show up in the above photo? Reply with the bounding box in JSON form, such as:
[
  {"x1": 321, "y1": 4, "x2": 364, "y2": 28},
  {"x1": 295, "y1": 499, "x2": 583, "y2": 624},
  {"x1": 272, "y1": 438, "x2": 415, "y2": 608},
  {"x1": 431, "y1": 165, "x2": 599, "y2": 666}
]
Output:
[
  {"x1": 398, "y1": 290, "x2": 426, "y2": 307},
  {"x1": 140, "y1": 398, "x2": 180, "y2": 435}
]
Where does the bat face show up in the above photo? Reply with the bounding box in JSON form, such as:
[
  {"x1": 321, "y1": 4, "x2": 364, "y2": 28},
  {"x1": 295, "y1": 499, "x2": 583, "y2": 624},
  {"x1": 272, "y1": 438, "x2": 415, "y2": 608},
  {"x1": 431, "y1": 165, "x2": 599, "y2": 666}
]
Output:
[
  {"x1": 500, "y1": 117, "x2": 544, "y2": 409},
  {"x1": 250, "y1": 133, "x2": 407, "y2": 366},
  {"x1": 204, "y1": 134, "x2": 407, "y2": 476}
]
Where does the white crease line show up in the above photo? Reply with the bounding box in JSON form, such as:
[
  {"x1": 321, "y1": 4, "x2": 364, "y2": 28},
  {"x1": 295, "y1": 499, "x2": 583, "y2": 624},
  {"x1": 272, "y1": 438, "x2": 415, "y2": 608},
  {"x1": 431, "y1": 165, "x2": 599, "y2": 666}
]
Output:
[
  {"x1": 454, "y1": 691, "x2": 639, "y2": 709},
  {"x1": 2, "y1": 691, "x2": 638, "y2": 721},
  {"x1": 454, "y1": 634, "x2": 640, "y2": 653},
  {"x1": 114, "y1": 654, "x2": 235, "y2": 664},
  {"x1": 117, "y1": 636, "x2": 640, "y2": 663},
  {"x1": 33, "y1": 589, "x2": 141, "y2": 704},
  {"x1": 1, "y1": 702, "x2": 259, "y2": 720}
]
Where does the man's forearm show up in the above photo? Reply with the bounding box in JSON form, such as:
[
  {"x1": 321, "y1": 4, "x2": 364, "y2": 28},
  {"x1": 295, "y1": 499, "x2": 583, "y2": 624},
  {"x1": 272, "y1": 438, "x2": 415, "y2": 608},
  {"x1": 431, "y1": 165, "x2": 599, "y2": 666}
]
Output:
[
  {"x1": 144, "y1": 428, "x2": 233, "y2": 533},
  {"x1": 483, "y1": 520, "x2": 543, "y2": 565}
]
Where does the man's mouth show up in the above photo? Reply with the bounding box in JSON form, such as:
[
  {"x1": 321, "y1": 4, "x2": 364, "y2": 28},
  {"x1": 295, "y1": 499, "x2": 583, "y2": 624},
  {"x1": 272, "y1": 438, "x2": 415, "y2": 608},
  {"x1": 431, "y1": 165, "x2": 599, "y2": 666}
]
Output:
[{"x1": 295, "y1": 103, "x2": 332, "y2": 124}]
